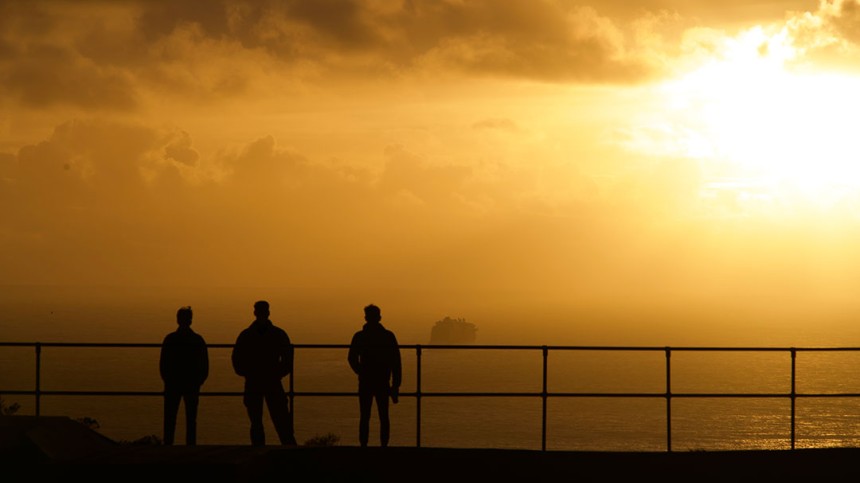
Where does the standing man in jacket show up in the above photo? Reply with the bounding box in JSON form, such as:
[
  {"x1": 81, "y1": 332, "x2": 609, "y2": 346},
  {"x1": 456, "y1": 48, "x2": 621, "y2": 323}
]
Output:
[
  {"x1": 231, "y1": 300, "x2": 298, "y2": 446},
  {"x1": 160, "y1": 305, "x2": 209, "y2": 445},
  {"x1": 348, "y1": 304, "x2": 402, "y2": 447}
]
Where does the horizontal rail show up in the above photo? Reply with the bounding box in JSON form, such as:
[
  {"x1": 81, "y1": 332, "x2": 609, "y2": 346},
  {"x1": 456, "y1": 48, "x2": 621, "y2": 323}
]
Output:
[
  {"x1": 10, "y1": 342, "x2": 860, "y2": 349},
  {"x1": 7, "y1": 390, "x2": 860, "y2": 398}
]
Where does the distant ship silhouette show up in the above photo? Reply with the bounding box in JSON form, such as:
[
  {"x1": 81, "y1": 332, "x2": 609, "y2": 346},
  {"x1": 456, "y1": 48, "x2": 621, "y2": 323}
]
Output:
[{"x1": 430, "y1": 317, "x2": 477, "y2": 344}]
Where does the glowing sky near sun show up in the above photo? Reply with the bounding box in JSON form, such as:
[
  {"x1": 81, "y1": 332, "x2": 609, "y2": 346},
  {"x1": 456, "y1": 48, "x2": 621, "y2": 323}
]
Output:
[{"x1": 3, "y1": 0, "x2": 860, "y2": 332}]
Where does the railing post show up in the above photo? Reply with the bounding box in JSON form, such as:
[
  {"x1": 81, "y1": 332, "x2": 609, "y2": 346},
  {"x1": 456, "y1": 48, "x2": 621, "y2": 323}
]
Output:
[
  {"x1": 416, "y1": 344, "x2": 422, "y2": 448},
  {"x1": 541, "y1": 345, "x2": 548, "y2": 451},
  {"x1": 35, "y1": 342, "x2": 42, "y2": 417},
  {"x1": 665, "y1": 347, "x2": 671, "y2": 453},
  {"x1": 790, "y1": 348, "x2": 796, "y2": 450}
]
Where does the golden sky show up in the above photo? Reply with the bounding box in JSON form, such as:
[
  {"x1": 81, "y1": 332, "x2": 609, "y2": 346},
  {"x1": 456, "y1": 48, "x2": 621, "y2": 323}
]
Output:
[{"x1": 3, "y1": 0, "x2": 860, "y2": 333}]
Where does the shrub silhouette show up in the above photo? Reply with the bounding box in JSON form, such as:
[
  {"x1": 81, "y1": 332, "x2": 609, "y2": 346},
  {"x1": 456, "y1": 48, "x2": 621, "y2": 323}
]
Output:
[
  {"x1": 0, "y1": 396, "x2": 20, "y2": 415},
  {"x1": 303, "y1": 432, "x2": 340, "y2": 447}
]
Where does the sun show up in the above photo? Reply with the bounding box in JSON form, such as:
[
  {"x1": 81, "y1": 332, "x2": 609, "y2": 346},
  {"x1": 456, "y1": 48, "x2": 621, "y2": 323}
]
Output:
[{"x1": 659, "y1": 27, "x2": 860, "y2": 214}]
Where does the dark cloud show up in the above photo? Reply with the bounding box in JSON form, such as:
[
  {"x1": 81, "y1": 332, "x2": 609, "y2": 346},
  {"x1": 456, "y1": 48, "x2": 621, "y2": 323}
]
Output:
[
  {"x1": 0, "y1": 1, "x2": 237, "y2": 110},
  {"x1": 0, "y1": 2, "x2": 140, "y2": 110},
  {"x1": 0, "y1": 0, "x2": 666, "y2": 110},
  {"x1": 0, "y1": 0, "x2": 833, "y2": 111},
  {"x1": 0, "y1": 1, "x2": 57, "y2": 39},
  {"x1": 74, "y1": 16, "x2": 150, "y2": 67},
  {"x1": 2, "y1": 43, "x2": 138, "y2": 110},
  {"x1": 381, "y1": 1, "x2": 650, "y2": 82},
  {"x1": 593, "y1": 0, "x2": 816, "y2": 23},
  {"x1": 136, "y1": 0, "x2": 233, "y2": 40},
  {"x1": 283, "y1": 0, "x2": 380, "y2": 49}
]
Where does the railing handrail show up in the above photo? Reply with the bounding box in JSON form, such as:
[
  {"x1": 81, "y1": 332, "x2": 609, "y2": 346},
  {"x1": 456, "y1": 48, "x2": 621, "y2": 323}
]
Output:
[
  {"x1": 5, "y1": 341, "x2": 860, "y2": 451},
  {"x1": 6, "y1": 341, "x2": 860, "y2": 352},
  {"x1": 8, "y1": 341, "x2": 860, "y2": 350}
]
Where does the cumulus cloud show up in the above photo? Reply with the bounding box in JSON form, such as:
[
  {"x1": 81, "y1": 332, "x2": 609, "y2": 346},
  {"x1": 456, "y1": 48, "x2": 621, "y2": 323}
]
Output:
[
  {"x1": 24, "y1": 120, "x2": 164, "y2": 180},
  {"x1": 0, "y1": 117, "x2": 656, "y2": 286},
  {"x1": 778, "y1": 0, "x2": 860, "y2": 69},
  {"x1": 163, "y1": 130, "x2": 199, "y2": 166},
  {"x1": 818, "y1": 0, "x2": 860, "y2": 43}
]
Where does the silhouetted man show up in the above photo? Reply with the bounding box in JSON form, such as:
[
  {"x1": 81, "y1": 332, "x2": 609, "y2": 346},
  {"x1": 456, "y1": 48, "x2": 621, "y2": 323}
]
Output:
[
  {"x1": 231, "y1": 300, "x2": 297, "y2": 446},
  {"x1": 348, "y1": 304, "x2": 402, "y2": 447},
  {"x1": 159, "y1": 305, "x2": 209, "y2": 445}
]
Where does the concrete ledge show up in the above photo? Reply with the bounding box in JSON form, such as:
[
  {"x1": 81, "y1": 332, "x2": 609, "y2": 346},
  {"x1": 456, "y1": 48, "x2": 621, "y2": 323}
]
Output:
[{"x1": 5, "y1": 416, "x2": 860, "y2": 482}]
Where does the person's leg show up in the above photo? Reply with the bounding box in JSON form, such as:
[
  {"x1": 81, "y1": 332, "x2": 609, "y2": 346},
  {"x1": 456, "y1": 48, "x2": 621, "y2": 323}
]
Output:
[
  {"x1": 184, "y1": 389, "x2": 200, "y2": 445},
  {"x1": 376, "y1": 386, "x2": 391, "y2": 447},
  {"x1": 358, "y1": 383, "x2": 373, "y2": 447},
  {"x1": 266, "y1": 382, "x2": 297, "y2": 445},
  {"x1": 244, "y1": 390, "x2": 265, "y2": 446},
  {"x1": 163, "y1": 390, "x2": 181, "y2": 445}
]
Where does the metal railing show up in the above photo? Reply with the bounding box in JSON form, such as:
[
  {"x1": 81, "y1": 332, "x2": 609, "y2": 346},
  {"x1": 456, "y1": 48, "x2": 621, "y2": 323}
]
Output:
[{"x1": 3, "y1": 342, "x2": 860, "y2": 451}]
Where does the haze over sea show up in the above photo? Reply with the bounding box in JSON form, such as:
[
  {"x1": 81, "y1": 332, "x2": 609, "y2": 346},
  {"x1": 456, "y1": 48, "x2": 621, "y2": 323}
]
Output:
[{"x1": 5, "y1": 283, "x2": 860, "y2": 451}]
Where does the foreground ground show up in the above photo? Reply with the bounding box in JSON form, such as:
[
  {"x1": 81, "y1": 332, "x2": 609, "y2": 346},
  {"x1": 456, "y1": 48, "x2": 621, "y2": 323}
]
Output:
[{"x1": 4, "y1": 416, "x2": 860, "y2": 482}]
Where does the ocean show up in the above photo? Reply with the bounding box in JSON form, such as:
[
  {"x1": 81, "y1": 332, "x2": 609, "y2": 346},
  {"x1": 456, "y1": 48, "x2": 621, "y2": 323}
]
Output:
[{"x1": 4, "y1": 284, "x2": 860, "y2": 451}]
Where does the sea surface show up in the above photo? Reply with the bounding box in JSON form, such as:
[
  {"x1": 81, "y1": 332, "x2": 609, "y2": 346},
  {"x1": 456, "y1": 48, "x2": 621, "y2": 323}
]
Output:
[{"x1": 4, "y1": 284, "x2": 860, "y2": 451}]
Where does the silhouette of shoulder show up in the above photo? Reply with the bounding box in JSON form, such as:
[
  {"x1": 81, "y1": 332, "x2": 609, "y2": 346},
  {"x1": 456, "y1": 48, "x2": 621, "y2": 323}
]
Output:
[
  {"x1": 237, "y1": 321, "x2": 289, "y2": 340},
  {"x1": 163, "y1": 329, "x2": 206, "y2": 345},
  {"x1": 349, "y1": 324, "x2": 400, "y2": 375},
  {"x1": 160, "y1": 328, "x2": 208, "y2": 385},
  {"x1": 351, "y1": 324, "x2": 397, "y2": 345},
  {"x1": 232, "y1": 320, "x2": 293, "y2": 379}
]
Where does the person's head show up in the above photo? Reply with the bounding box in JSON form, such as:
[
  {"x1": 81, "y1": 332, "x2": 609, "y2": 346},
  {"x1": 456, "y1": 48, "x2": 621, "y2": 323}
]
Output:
[
  {"x1": 176, "y1": 306, "x2": 193, "y2": 327},
  {"x1": 364, "y1": 304, "x2": 381, "y2": 324},
  {"x1": 254, "y1": 300, "x2": 270, "y2": 320}
]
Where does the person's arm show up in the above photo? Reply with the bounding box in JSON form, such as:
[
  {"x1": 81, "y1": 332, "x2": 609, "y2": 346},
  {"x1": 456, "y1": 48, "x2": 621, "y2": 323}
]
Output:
[
  {"x1": 391, "y1": 332, "x2": 402, "y2": 389},
  {"x1": 279, "y1": 332, "x2": 294, "y2": 378},
  {"x1": 199, "y1": 336, "x2": 209, "y2": 386},
  {"x1": 389, "y1": 332, "x2": 402, "y2": 403},
  {"x1": 159, "y1": 334, "x2": 171, "y2": 382},
  {"x1": 231, "y1": 334, "x2": 245, "y2": 377},
  {"x1": 347, "y1": 332, "x2": 361, "y2": 375}
]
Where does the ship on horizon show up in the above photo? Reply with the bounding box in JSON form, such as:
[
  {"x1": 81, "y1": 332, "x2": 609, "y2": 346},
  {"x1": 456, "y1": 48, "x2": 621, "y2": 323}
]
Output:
[{"x1": 429, "y1": 316, "x2": 477, "y2": 344}]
